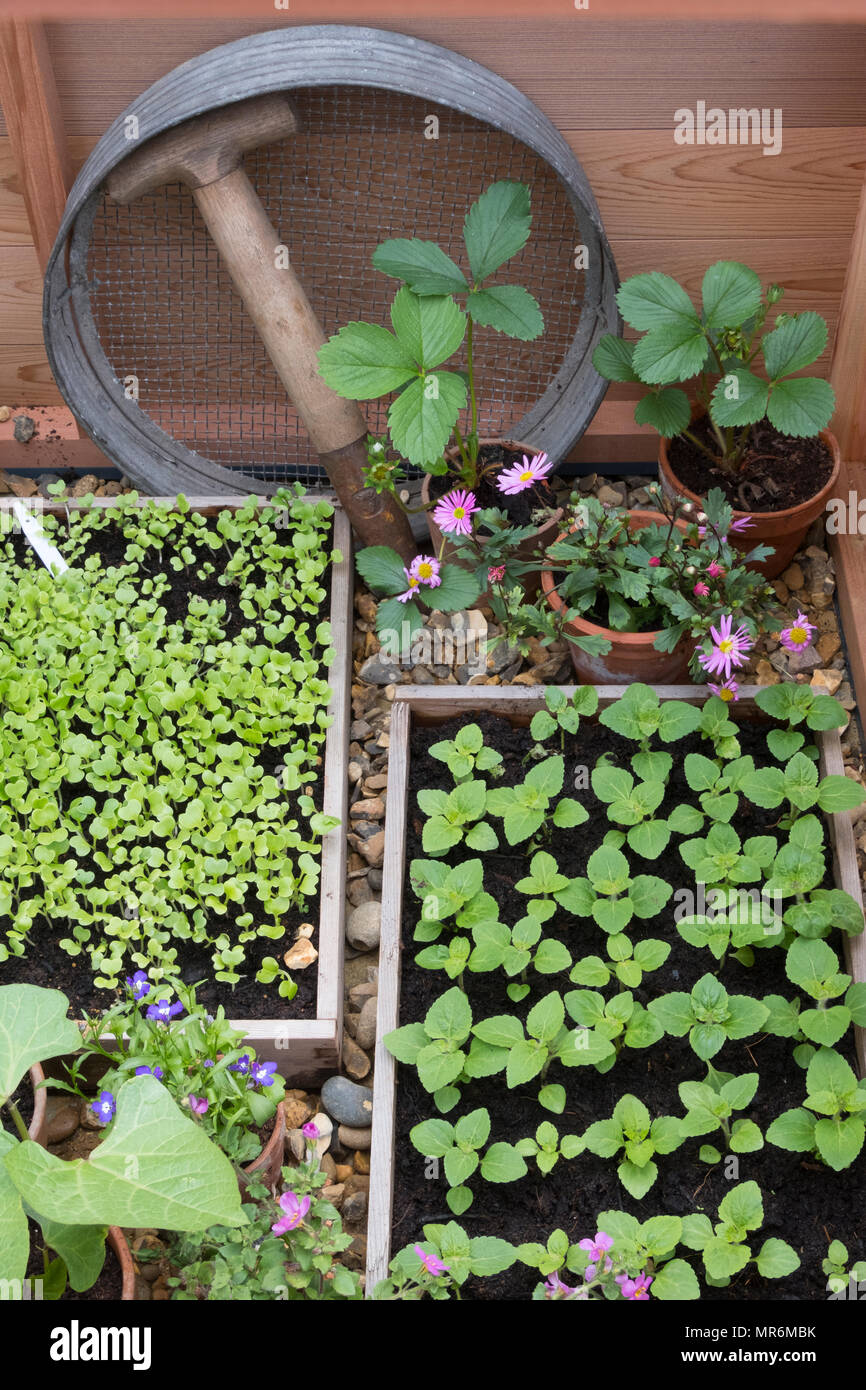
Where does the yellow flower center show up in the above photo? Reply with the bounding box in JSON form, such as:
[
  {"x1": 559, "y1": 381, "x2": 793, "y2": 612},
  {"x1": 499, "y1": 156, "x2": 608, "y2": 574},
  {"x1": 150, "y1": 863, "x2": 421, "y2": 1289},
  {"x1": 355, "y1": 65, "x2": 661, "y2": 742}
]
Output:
[
  {"x1": 520, "y1": 470, "x2": 534, "y2": 482},
  {"x1": 408, "y1": 577, "x2": 419, "y2": 589},
  {"x1": 453, "y1": 507, "x2": 465, "y2": 519},
  {"x1": 417, "y1": 562, "x2": 433, "y2": 579},
  {"x1": 719, "y1": 638, "x2": 734, "y2": 653},
  {"x1": 720, "y1": 687, "x2": 734, "y2": 701},
  {"x1": 790, "y1": 626, "x2": 806, "y2": 645}
]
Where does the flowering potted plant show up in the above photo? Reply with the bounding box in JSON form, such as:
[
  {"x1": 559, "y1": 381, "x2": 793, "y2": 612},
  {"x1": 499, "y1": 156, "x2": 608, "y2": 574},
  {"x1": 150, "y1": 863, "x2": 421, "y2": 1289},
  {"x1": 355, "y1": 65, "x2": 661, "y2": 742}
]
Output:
[
  {"x1": 61, "y1": 972, "x2": 287, "y2": 1183},
  {"x1": 591, "y1": 261, "x2": 839, "y2": 578},
  {"x1": 318, "y1": 179, "x2": 563, "y2": 600},
  {"x1": 538, "y1": 485, "x2": 779, "y2": 686}
]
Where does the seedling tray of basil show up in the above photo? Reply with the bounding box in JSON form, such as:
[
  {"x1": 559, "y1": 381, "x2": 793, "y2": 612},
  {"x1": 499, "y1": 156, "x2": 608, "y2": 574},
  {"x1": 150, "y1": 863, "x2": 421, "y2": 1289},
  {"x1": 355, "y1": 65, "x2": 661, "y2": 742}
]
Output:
[
  {"x1": 0, "y1": 491, "x2": 353, "y2": 1082},
  {"x1": 366, "y1": 684, "x2": 866, "y2": 1300}
]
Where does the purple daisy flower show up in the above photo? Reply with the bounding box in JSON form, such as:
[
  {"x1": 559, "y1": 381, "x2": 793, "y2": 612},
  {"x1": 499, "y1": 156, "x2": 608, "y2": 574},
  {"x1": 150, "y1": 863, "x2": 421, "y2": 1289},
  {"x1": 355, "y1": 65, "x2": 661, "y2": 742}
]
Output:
[
  {"x1": 91, "y1": 1090, "x2": 116, "y2": 1124},
  {"x1": 272, "y1": 1191, "x2": 311, "y2": 1236},
  {"x1": 496, "y1": 451, "x2": 553, "y2": 496},
  {"x1": 780, "y1": 611, "x2": 816, "y2": 653},
  {"x1": 707, "y1": 678, "x2": 739, "y2": 703},
  {"x1": 408, "y1": 555, "x2": 441, "y2": 589},
  {"x1": 431, "y1": 488, "x2": 478, "y2": 537},
  {"x1": 697, "y1": 612, "x2": 753, "y2": 681}
]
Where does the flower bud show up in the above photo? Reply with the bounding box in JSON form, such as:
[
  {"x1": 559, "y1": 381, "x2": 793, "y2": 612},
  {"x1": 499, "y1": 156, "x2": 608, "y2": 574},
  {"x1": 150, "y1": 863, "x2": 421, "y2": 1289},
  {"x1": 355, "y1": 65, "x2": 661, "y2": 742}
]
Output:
[{"x1": 697, "y1": 512, "x2": 706, "y2": 523}]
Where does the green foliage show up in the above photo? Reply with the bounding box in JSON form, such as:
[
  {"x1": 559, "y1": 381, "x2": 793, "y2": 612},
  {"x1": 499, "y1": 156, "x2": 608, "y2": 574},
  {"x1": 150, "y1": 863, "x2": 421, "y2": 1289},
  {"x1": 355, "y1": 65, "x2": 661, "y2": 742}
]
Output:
[
  {"x1": 767, "y1": 1047, "x2": 866, "y2": 1170},
  {"x1": 648, "y1": 972, "x2": 769, "y2": 1061},
  {"x1": 681, "y1": 1180, "x2": 800, "y2": 1285},
  {"x1": 582, "y1": 1093, "x2": 684, "y2": 1199},
  {"x1": 486, "y1": 755, "x2": 587, "y2": 845},
  {"x1": 678, "y1": 1071, "x2": 764, "y2": 1154},
  {"x1": 375, "y1": 1222, "x2": 517, "y2": 1299},
  {"x1": 428, "y1": 723, "x2": 503, "y2": 783},
  {"x1": 410, "y1": 1107, "x2": 527, "y2": 1213}
]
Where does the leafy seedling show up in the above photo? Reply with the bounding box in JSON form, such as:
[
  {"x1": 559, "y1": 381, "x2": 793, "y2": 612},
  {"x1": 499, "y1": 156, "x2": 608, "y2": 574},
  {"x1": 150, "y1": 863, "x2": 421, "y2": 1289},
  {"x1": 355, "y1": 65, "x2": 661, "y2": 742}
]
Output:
[
  {"x1": 485, "y1": 755, "x2": 587, "y2": 845},
  {"x1": 515, "y1": 1120, "x2": 584, "y2": 1175},
  {"x1": 384, "y1": 986, "x2": 474, "y2": 1113},
  {"x1": 409, "y1": 1107, "x2": 527, "y2": 1215},
  {"x1": 569, "y1": 932, "x2": 670, "y2": 990},
  {"x1": 417, "y1": 781, "x2": 498, "y2": 855},
  {"x1": 647, "y1": 972, "x2": 769, "y2": 1061},
  {"x1": 427, "y1": 723, "x2": 503, "y2": 782},
  {"x1": 555, "y1": 844, "x2": 672, "y2": 935},
  {"x1": 582, "y1": 1093, "x2": 684, "y2": 1199},
  {"x1": 681, "y1": 1180, "x2": 799, "y2": 1285},
  {"x1": 678, "y1": 1070, "x2": 763, "y2": 1156},
  {"x1": 767, "y1": 1046, "x2": 866, "y2": 1170}
]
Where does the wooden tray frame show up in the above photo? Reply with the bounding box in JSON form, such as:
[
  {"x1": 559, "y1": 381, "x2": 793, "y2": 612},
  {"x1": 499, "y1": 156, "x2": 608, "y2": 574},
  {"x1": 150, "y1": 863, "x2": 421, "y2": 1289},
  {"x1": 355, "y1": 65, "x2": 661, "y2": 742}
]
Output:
[
  {"x1": 365, "y1": 683, "x2": 866, "y2": 1292},
  {"x1": 0, "y1": 493, "x2": 352, "y2": 1082}
]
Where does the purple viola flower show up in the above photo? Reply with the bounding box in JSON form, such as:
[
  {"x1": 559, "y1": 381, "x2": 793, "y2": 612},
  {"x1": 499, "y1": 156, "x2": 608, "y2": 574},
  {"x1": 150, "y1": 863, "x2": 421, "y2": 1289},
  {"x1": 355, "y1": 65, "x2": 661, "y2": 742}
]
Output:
[
  {"x1": 188, "y1": 1095, "x2": 209, "y2": 1116},
  {"x1": 229, "y1": 1053, "x2": 251, "y2": 1076},
  {"x1": 126, "y1": 970, "x2": 150, "y2": 1001},
  {"x1": 414, "y1": 1245, "x2": 449, "y2": 1277},
  {"x1": 203, "y1": 1059, "x2": 214, "y2": 1068},
  {"x1": 91, "y1": 1090, "x2": 116, "y2": 1124},
  {"x1": 302, "y1": 1121, "x2": 319, "y2": 1139},
  {"x1": 146, "y1": 997, "x2": 183, "y2": 1024},
  {"x1": 135, "y1": 1065, "x2": 163, "y2": 1080},
  {"x1": 272, "y1": 1191, "x2": 311, "y2": 1236},
  {"x1": 249, "y1": 1060, "x2": 278, "y2": 1088}
]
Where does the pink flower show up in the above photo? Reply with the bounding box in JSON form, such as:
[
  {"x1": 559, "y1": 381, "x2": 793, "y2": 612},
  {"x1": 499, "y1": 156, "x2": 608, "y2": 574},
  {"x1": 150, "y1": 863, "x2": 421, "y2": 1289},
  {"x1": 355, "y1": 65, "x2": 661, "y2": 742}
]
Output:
[
  {"x1": 395, "y1": 568, "x2": 422, "y2": 604},
  {"x1": 729, "y1": 515, "x2": 754, "y2": 533},
  {"x1": 780, "y1": 611, "x2": 816, "y2": 653},
  {"x1": 302, "y1": 1121, "x2": 319, "y2": 1139},
  {"x1": 706, "y1": 561, "x2": 724, "y2": 578},
  {"x1": 188, "y1": 1095, "x2": 208, "y2": 1116},
  {"x1": 488, "y1": 565, "x2": 506, "y2": 584},
  {"x1": 693, "y1": 582, "x2": 710, "y2": 597},
  {"x1": 409, "y1": 555, "x2": 441, "y2": 589},
  {"x1": 707, "y1": 678, "x2": 739, "y2": 703},
  {"x1": 579, "y1": 1231, "x2": 614, "y2": 1264},
  {"x1": 697, "y1": 612, "x2": 753, "y2": 680},
  {"x1": 414, "y1": 1244, "x2": 449, "y2": 1277},
  {"x1": 544, "y1": 1271, "x2": 577, "y2": 1298},
  {"x1": 432, "y1": 488, "x2": 478, "y2": 536},
  {"x1": 496, "y1": 451, "x2": 553, "y2": 495},
  {"x1": 272, "y1": 1190, "x2": 311, "y2": 1235},
  {"x1": 616, "y1": 1271, "x2": 653, "y2": 1301},
  {"x1": 648, "y1": 556, "x2": 661, "y2": 568}
]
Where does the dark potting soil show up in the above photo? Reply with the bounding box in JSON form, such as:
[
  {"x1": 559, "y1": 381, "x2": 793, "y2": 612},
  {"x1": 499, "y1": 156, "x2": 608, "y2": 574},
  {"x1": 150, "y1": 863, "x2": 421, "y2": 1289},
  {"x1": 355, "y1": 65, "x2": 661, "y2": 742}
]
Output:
[
  {"x1": 23, "y1": 1218, "x2": 125, "y2": 1300},
  {"x1": 0, "y1": 515, "x2": 333, "y2": 1021},
  {"x1": 668, "y1": 416, "x2": 834, "y2": 514},
  {"x1": 391, "y1": 713, "x2": 864, "y2": 1301},
  {"x1": 428, "y1": 443, "x2": 558, "y2": 528}
]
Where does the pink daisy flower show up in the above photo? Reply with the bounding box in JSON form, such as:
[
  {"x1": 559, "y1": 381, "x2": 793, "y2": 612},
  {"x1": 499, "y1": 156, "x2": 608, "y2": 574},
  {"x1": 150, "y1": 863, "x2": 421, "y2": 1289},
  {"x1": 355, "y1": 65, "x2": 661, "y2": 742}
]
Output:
[
  {"x1": 409, "y1": 554, "x2": 441, "y2": 589},
  {"x1": 432, "y1": 488, "x2": 478, "y2": 536},
  {"x1": 395, "y1": 568, "x2": 422, "y2": 604},
  {"x1": 706, "y1": 561, "x2": 724, "y2": 578},
  {"x1": 272, "y1": 1190, "x2": 311, "y2": 1236},
  {"x1": 707, "y1": 678, "x2": 739, "y2": 703},
  {"x1": 729, "y1": 515, "x2": 754, "y2": 533},
  {"x1": 697, "y1": 612, "x2": 753, "y2": 680},
  {"x1": 496, "y1": 451, "x2": 553, "y2": 496},
  {"x1": 780, "y1": 611, "x2": 816, "y2": 653},
  {"x1": 488, "y1": 565, "x2": 506, "y2": 584},
  {"x1": 693, "y1": 581, "x2": 710, "y2": 597}
]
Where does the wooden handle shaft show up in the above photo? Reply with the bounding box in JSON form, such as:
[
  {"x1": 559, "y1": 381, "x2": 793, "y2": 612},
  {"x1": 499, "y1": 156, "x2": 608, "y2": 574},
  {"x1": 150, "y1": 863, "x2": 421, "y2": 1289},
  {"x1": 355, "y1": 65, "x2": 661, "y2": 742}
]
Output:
[{"x1": 193, "y1": 168, "x2": 367, "y2": 456}]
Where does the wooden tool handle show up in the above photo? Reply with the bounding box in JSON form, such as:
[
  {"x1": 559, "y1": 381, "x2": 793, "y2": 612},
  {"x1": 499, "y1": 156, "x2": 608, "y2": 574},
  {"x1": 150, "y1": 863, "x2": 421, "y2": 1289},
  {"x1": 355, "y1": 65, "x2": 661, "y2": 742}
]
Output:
[{"x1": 194, "y1": 168, "x2": 366, "y2": 455}]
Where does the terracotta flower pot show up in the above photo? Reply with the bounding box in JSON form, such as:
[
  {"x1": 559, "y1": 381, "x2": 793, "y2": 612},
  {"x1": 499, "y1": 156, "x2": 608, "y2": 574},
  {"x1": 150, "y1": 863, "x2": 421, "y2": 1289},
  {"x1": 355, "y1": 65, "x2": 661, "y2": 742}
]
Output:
[
  {"x1": 658, "y1": 417, "x2": 841, "y2": 581},
  {"x1": 421, "y1": 439, "x2": 563, "y2": 601},
  {"x1": 107, "y1": 1227, "x2": 137, "y2": 1301},
  {"x1": 239, "y1": 1101, "x2": 286, "y2": 1193},
  {"x1": 541, "y1": 510, "x2": 695, "y2": 685}
]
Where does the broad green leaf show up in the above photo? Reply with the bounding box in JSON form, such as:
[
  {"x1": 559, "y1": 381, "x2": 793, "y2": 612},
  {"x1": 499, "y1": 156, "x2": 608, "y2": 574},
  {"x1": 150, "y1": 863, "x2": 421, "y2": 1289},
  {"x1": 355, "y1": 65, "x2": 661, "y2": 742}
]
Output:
[
  {"x1": 766, "y1": 377, "x2": 835, "y2": 439},
  {"x1": 388, "y1": 372, "x2": 468, "y2": 468},
  {"x1": 0, "y1": 985, "x2": 81, "y2": 1105},
  {"x1": 479, "y1": 1143, "x2": 528, "y2": 1183},
  {"x1": 527, "y1": 992, "x2": 565, "y2": 1045},
  {"x1": 539, "y1": 1084, "x2": 566, "y2": 1114},
  {"x1": 592, "y1": 335, "x2": 640, "y2": 383},
  {"x1": 317, "y1": 321, "x2": 416, "y2": 398},
  {"x1": 371, "y1": 238, "x2": 468, "y2": 295},
  {"x1": 38, "y1": 1217, "x2": 108, "y2": 1293},
  {"x1": 463, "y1": 180, "x2": 531, "y2": 281},
  {"x1": 455, "y1": 1108, "x2": 491, "y2": 1151},
  {"x1": 428, "y1": 563, "x2": 483, "y2": 612},
  {"x1": 710, "y1": 367, "x2": 768, "y2": 428},
  {"x1": 718, "y1": 1180, "x2": 763, "y2": 1232},
  {"x1": 384, "y1": 1021, "x2": 430, "y2": 1064},
  {"x1": 632, "y1": 321, "x2": 708, "y2": 384},
  {"x1": 814, "y1": 1115, "x2": 865, "y2": 1170},
  {"x1": 410, "y1": 1118, "x2": 454, "y2": 1158},
  {"x1": 755, "y1": 1238, "x2": 800, "y2": 1279},
  {"x1": 763, "y1": 311, "x2": 828, "y2": 379},
  {"x1": 5, "y1": 1077, "x2": 243, "y2": 1231},
  {"x1": 730, "y1": 1120, "x2": 764, "y2": 1153},
  {"x1": 651, "y1": 1257, "x2": 700, "y2": 1301},
  {"x1": 426, "y1": 987, "x2": 472, "y2": 1043},
  {"x1": 390, "y1": 287, "x2": 466, "y2": 370},
  {"x1": 618, "y1": 1158, "x2": 658, "y2": 1200},
  {"x1": 703, "y1": 1239, "x2": 750, "y2": 1280},
  {"x1": 355, "y1": 545, "x2": 413, "y2": 597},
  {"x1": 443, "y1": 1147, "x2": 478, "y2": 1187},
  {"x1": 472, "y1": 1015, "x2": 524, "y2": 1049},
  {"x1": 466, "y1": 285, "x2": 543, "y2": 340},
  {"x1": 817, "y1": 774, "x2": 866, "y2": 815},
  {"x1": 617, "y1": 272, "x2": 701, "y2": 332},
  {"x1": 766, "y1": 1107, "x2": 816, "y2": 1152},
  {"x1": 648, "y1": 992, "x2": 693, "y2": 1036},
  {"x1": 468, "y1": 1235, "x2": 517, "y2": 1277},
  {"x1": 506, "y1": 1040, "x2": 546, "y2": 1088},
  {"x1": 0, "y1": 1131, "x2": 29, "y2": 1282},
  {"x1": 702, "y1": 261, "x2": 763, "y2": 333},
  {"x1": 634, "y1": 388, "x2": 691, "y2": 438}
]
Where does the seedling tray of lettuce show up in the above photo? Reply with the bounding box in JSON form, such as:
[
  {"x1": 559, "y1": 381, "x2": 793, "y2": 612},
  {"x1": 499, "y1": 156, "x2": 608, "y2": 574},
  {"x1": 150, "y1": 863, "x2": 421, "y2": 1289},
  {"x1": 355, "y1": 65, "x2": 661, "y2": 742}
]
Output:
[
  {"x1": 0, "y1": 493, "x2": 353, "y2": 1080},
  {"x1": 367, "y1": 684, "x2": 866, "y2": 1300}
]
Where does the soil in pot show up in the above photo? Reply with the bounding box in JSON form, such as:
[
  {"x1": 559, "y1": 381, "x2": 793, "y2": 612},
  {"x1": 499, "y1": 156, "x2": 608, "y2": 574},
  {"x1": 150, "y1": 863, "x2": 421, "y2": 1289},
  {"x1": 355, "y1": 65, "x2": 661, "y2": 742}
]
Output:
[
  {"x1": 668, "y1": 416, "x2": 834, "y2": 514},
  {"x1": 427, "y1": 442, "x2": 558, "y2": 526},
  {"x1": 391, "y1": 713, "x2": 864, "y2": 1301},
  {"x1": 0, "y1": 520, "x2": 333, "y2": 1021}
]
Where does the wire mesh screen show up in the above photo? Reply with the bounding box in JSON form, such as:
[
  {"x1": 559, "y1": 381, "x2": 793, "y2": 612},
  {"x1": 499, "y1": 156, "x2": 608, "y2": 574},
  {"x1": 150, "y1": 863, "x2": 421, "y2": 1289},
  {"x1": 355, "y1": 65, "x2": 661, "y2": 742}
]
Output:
[{"x1": 86, "y1": 86, "x2": 586, "y2": 487}]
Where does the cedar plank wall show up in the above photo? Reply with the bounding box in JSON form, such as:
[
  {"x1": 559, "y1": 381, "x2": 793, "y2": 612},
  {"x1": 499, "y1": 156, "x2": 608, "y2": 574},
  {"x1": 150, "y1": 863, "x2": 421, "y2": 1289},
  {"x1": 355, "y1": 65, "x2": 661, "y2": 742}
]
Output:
[{"x1": 0, "y1": 17, "x2": 865, "y2": 433}]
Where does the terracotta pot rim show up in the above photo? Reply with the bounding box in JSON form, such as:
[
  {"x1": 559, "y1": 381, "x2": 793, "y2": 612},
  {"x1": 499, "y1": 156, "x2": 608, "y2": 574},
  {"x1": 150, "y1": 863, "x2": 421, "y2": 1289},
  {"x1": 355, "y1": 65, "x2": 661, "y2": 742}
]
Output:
[
  {"x1": 659, "y1": 413, "x2": 841, "y2": 524},
  {"x1": 424, "y1": 437, "x2": 564, "y2": 532},
  {"x1": 541, "y1": 509, "x2": 690, "y2": 648},
  {"x1": 107, "y1": 1226, "x2": 137, "y2": 1301}
]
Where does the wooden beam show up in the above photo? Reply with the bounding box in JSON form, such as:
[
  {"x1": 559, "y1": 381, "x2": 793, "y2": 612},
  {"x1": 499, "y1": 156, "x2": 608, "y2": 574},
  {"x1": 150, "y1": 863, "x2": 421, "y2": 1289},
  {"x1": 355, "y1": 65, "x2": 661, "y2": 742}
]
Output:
[
  {"x1": 830, "y1": 174, "x2": 866, "y2": 461},
  {"x1": 0, "y1": 20, "x2": 70, "y2": 272}
]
